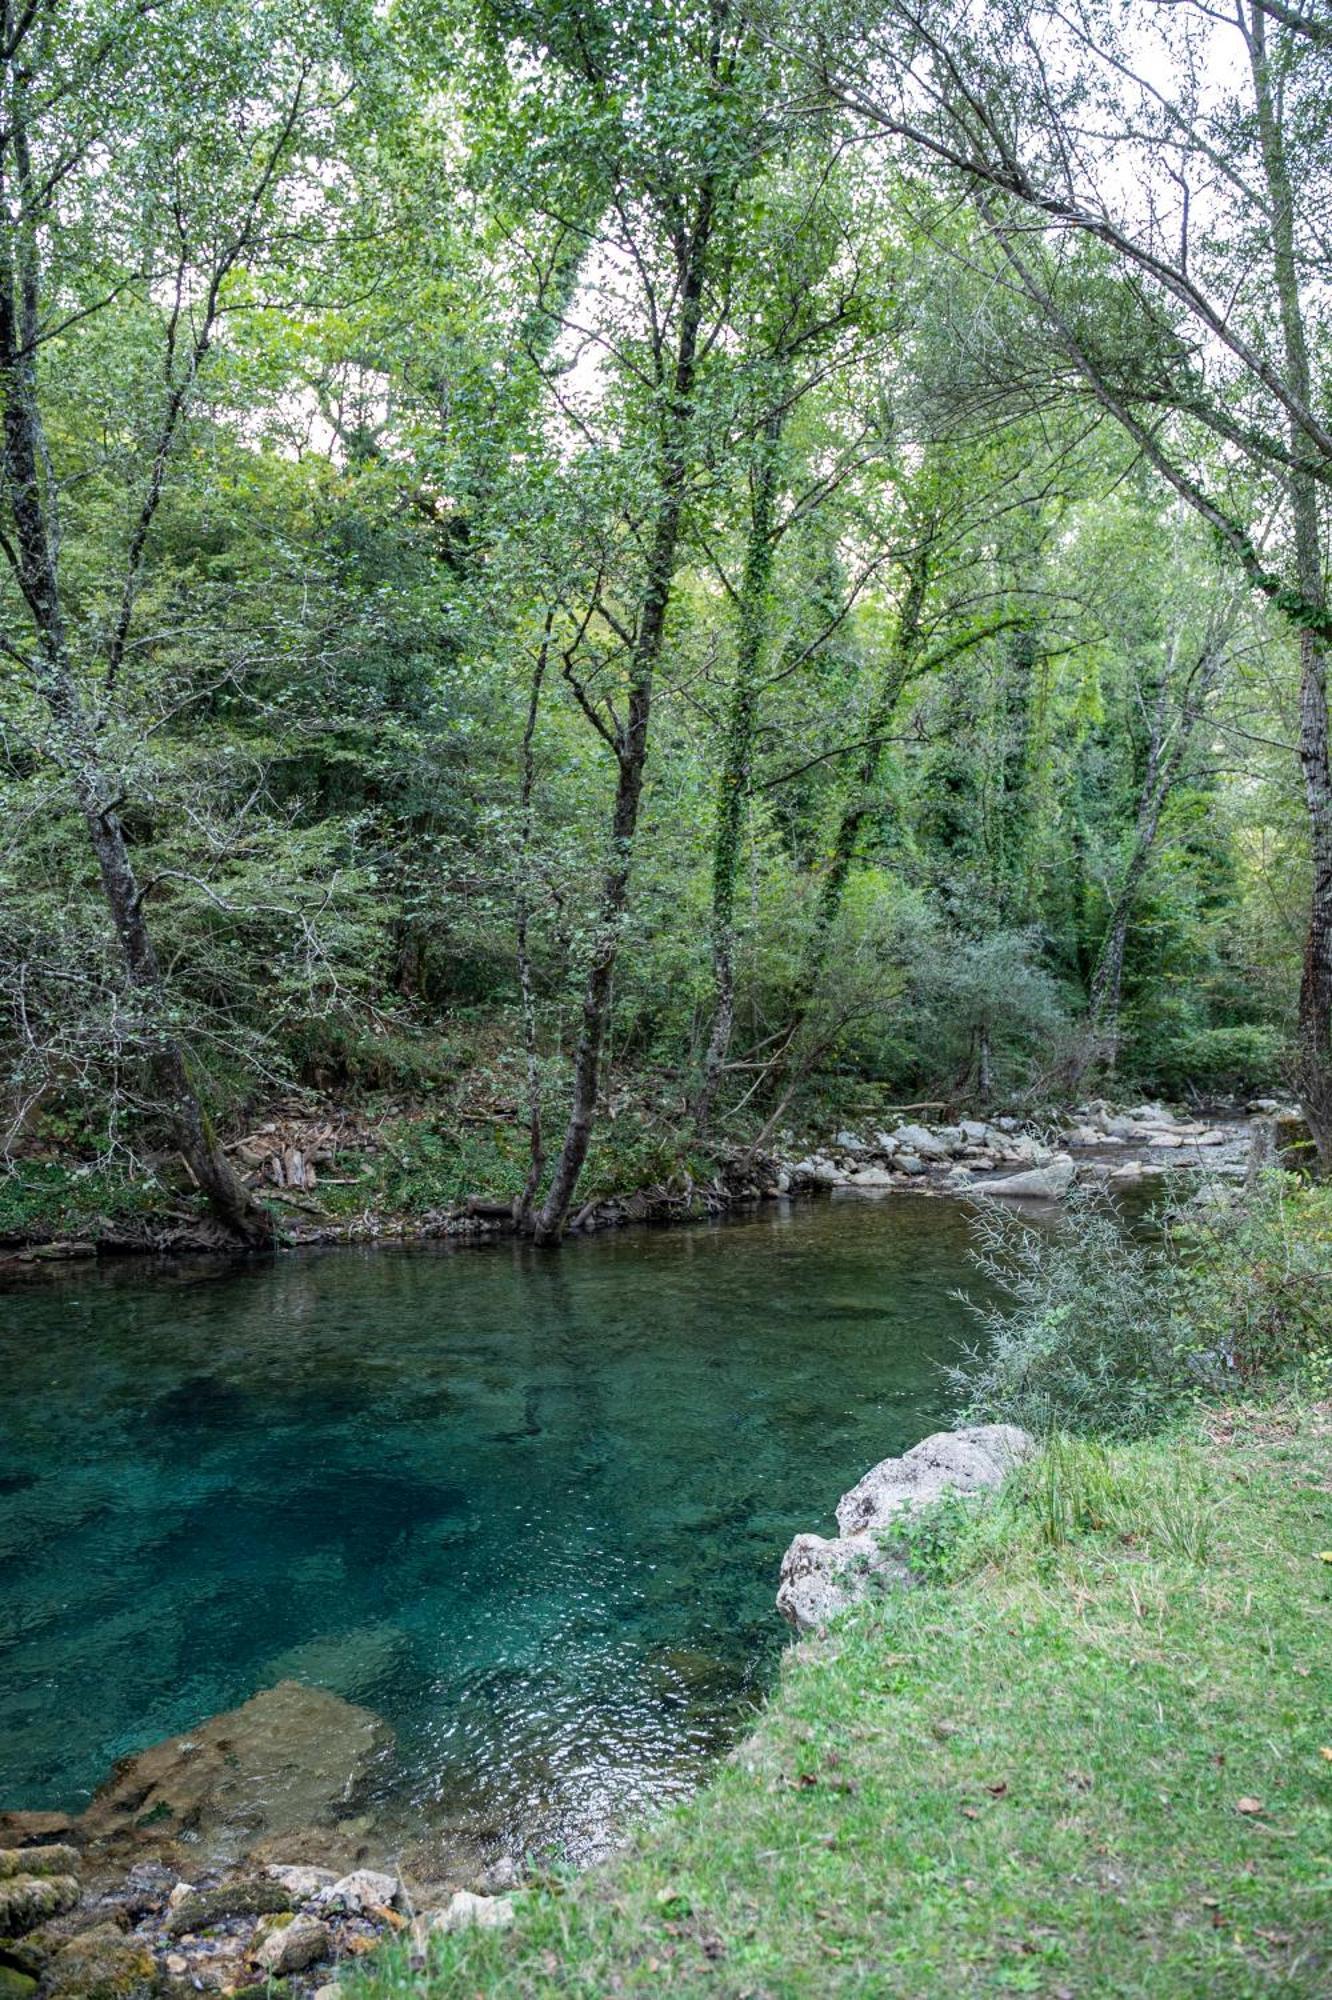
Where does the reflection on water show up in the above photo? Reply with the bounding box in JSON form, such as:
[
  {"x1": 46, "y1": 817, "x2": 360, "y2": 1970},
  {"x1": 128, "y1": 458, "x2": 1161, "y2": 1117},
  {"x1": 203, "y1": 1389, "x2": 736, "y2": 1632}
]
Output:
[{"x1": 0, "y1": 1192, "x2": 986, "y2": 1861}]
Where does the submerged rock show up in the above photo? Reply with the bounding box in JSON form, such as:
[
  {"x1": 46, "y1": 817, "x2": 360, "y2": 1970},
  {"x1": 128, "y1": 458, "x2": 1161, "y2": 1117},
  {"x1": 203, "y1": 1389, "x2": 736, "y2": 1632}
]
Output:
[{"x1": 77, "y1": 1681, "x2": 395, "y2": 1871}]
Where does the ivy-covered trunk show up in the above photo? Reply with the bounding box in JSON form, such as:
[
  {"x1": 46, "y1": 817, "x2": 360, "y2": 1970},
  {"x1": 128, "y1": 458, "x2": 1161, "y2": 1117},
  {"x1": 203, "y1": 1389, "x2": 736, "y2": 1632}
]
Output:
[{"x1": 692, "y1": 403, "x2": 785, "y2": 1135}]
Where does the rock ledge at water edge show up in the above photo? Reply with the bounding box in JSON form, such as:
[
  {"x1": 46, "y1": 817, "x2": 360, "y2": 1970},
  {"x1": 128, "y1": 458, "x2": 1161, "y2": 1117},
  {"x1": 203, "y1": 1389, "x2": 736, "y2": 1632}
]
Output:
[{"x1": 777, "y1": 1424, "x2": 1034, "y2": 1635}]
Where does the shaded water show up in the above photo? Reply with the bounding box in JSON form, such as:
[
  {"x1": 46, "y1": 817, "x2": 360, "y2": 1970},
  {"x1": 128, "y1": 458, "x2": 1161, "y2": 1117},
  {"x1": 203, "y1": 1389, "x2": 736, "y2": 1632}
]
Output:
[{"x1": 0, "y1": 1193, "x2": 985, "y2": 1861}]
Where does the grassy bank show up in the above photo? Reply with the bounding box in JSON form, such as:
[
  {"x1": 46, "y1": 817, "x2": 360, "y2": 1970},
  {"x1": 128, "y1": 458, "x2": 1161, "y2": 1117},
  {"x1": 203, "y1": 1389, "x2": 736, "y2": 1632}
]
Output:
[{"x1": 348, "y1": 1401, "x2": 1332, "y2": 1998}]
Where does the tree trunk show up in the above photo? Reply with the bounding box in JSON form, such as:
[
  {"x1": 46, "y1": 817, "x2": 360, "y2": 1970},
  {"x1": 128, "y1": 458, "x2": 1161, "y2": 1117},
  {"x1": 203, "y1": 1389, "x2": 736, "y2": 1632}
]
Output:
[
  {"x1": 1247, "y1": 4, "x2": 1332, "y2": 1158},
  {"x1": 692, "y1": 403, "x2": 785, "y2": 1135},
  {"x1": 531, "y1": 194, "x2": 715, "y2": 1244},
  {"x1": 514, "y1": 615, "x2": 552, "y2": 1228},
  {"x1": 0, "y1": 78, "x2": 271, "y2": 1246}
]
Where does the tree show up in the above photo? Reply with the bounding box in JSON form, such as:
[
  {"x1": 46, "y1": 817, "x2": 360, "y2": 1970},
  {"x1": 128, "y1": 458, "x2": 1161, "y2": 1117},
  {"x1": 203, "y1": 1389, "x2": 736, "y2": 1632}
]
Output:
[
  {"x1": 0, "y1": 0, "x2": 355, "y2": 1239},
  {"x1": 801, "y1": 0, "x2": 1332, "y2": 1150}
]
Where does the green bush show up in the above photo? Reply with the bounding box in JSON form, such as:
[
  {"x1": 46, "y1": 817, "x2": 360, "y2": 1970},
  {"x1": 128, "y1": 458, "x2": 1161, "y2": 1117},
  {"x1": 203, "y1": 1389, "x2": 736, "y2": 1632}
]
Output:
[
  {"x1": 1177, "y1": 1173, "x2": 1332, "y2": 1390},
  {"x1": 1126, "y1": 1020, "x2": 1288, "y2": 1098},
  {"x1": 947, "y1": 1186, "x2": 1194, "y2": 1438}
]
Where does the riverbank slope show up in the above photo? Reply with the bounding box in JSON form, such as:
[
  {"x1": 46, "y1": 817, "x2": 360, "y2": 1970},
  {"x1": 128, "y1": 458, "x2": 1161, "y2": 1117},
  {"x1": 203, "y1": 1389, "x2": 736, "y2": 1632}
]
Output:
[{"x1": 349, "y1": 1399, "x2": 1332, "y2": 1998}]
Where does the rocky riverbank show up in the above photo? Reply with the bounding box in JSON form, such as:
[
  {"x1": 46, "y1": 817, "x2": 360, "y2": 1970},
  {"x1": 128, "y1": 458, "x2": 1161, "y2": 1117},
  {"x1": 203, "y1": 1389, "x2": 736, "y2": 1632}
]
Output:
[
  {"x1": 0, "y1": 1684, "x2": 524, "y2": 1999},
  {"x1": 2, "y1": 1091, "x2": 1303, "y2": 1271},
  {"x1": 774, "y1": 1095, "x2": 1281, "y2": 1201}
]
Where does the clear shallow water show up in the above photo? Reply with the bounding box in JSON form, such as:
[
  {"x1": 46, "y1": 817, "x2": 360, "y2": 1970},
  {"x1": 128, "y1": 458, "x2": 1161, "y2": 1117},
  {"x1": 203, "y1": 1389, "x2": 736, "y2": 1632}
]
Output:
[{"x1": 0, "y1": 1193, "x2": 985, "y2": 1862}]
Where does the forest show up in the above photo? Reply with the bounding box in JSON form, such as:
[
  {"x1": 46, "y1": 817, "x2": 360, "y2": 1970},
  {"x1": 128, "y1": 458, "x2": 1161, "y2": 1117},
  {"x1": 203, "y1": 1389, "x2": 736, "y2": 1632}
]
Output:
[{"x1": 0, "y1": 0, "x2": 1328, "y2": 1248}]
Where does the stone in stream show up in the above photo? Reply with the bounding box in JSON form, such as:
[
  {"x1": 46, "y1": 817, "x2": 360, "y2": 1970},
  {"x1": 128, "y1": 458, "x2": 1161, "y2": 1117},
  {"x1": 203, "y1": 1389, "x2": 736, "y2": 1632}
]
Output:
[
  {"x1": 890, "y1": 1123, "x2": 947, "y2": 1160},
  {"x1": 253, "y1": 1910, "x2": 334, "y2": 1975},
  {"x1": 165, "y1": 1876, "x2": 293, "y2": 1937},
  {"x1": 0, "y1": 1847, "x2": 79, "y2": 1881},
  {"x1": 76, "y1": 1680, "x2": 395, "y2": 1873},
  {"x1": 320, "y1": 1867, "x2": 402, "y2": 1914},
  {"x1": 264, "y1": 1863, "x2": 338, "y2": 1900},
  {"x1": 978, "y1": 1155, "x2": 1074, "y2": 1200}
]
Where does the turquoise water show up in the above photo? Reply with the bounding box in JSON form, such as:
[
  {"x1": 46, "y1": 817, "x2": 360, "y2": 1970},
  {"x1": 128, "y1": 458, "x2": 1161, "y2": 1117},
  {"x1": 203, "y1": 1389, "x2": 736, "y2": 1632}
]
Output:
[{"x1": 0, "y1": 1193, "x2": 983, "y2": 1862}]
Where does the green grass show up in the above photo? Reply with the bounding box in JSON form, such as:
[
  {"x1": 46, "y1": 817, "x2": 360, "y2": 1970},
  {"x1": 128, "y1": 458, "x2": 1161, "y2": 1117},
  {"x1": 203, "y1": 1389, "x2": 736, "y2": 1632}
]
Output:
[{"x1": 346, "y1": 1404, "x2": 1332, "y2": 1998}]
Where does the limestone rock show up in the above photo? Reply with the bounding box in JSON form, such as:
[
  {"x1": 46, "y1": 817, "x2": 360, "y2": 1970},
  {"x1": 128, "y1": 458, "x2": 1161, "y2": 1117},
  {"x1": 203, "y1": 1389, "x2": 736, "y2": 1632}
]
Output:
[
  {"x1": 0, "y1": 1874, "x2": 79, "y2": 1935},
  {"x1": 264, "y1": 1864, "x2": 338, "y2": 1901},
  {"x1": 432, "y1": 1890, "x2": 515, "y2": 1933},
  {"x1": 847, "y1": 1165, "x2": 894, "y2": 1188},
  {"x1": 891, "y1": 1123, "x2": 946, "y2": 1159},
  {"x1": 980, "y1": 1154, "x2": 1074, "y2": 1199},
  {"x1": 776, "y1": 1532, "x2": 909, "y2": 1633},
  {"x1": 835, "y1": 1424, "x2": 1033, "y2": 1538},
  {"x1": 253, "y1": 1912, "x2": 333, "y2": 1975},
  {"x1": 77, "y1": 1681, "x2": 394, "y2": 1869},
  {"x1": 42, "y1": 1925, "x2": 158, "y2": 2000},
  {"x1": 478, "y1": 1856, "x2": 521, "y2": 1895},
  {"x1": 165, "y1": 1877, "x2": 292, "y2": 1938},
  {"x1": 896, "y1": 1152, "x2": 924, "y2": 1176},
  {"x1": 322, "y1": 1867, "x2": 401, "y2": 1914}
]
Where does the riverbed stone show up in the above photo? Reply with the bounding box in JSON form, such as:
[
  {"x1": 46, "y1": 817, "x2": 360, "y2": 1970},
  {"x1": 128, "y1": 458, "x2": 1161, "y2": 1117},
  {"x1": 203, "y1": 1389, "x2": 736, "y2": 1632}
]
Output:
[
  {"x1": 321, "y1": 1867, "x2": 401, "y2": 1914},
  {"x1": 42, "y1": 1925, "x2": 159, "y2": 2000},
  {"x1": 253, "y1": 1911, "x2": 333, "y2": 1975},
  {"x1": 979, "y1": 1155, "x2": 1074, "y2": 1199},
  {"x1": 0, "y1": 1873, "x2": 79, "y2": 1935},
  {"x1": 891, "y1": 1123, "x2": 946, "y2": 1159},
  {"x1": 432, "y1": 1890, "x2": 515, "y2": 1933},
  {"x1": 264, "y1": 1864, "x2": 338, "y2": 1901},
  {"x1": 835, "y1": 1424, "x2": 1034, "y2": 1538},
  {"x1": 165, "y1": 1877, "x2": 292, "y2": 1938},
  {"x1": 77, "y1": 1681, "x2": 395, "y2": 1870}
]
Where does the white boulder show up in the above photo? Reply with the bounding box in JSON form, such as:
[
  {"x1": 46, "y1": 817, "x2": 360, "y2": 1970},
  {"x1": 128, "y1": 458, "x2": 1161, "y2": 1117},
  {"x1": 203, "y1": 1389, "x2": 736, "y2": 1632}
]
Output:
[{"x1": 978, "y1": 1154, "x2": 1074, "y2": 1199}]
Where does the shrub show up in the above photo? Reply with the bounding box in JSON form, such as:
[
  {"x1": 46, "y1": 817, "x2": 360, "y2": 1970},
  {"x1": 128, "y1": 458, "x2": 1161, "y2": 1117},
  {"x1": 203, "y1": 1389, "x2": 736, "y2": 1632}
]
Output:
[
  {"x1": 1127, "y1": 1020, "x2": 1288, "y2": 1099},
  {"x1": 1177, "y1": 1173, "x2": 1332, "y2": 1389},
  {"x1": 947, "y1": 1185, "x2": 1194, "y2": 1438}
]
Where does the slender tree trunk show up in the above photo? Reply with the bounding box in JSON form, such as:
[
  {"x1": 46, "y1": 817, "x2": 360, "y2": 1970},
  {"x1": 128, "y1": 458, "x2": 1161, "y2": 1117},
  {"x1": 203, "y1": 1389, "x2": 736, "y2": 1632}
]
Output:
[
  {"x1": 976, "y1": 1018, "x2": 993, "y2": 1100},
  {"x1": 692, "y1": 403, "x2": 785, "y2": 1134},
  {"x1": 0, "y1": 68, "x2": 271, "y2": 1245},
  {"x1": 1249, "y1": 5, "x2": 1332, "y2": 1159},
  {"x1": 514, "y1": 615, "x2": 553, "y2": 1227},
  {"x1": 531, "y1": 195, "x2": 715, "y2": 1244}
]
